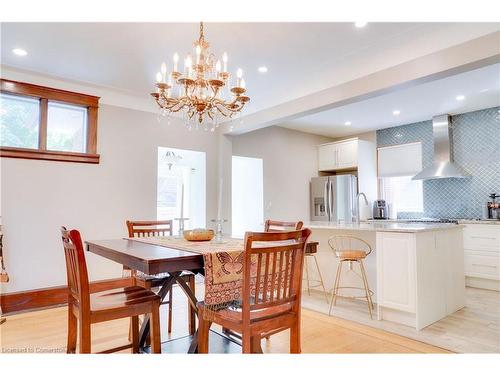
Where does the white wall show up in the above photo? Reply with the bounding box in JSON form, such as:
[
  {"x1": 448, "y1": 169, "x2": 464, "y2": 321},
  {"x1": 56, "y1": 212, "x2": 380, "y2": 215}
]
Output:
[
  {"x1": 1, "y1": 104, "x2": 219, "y2": 293},
  {"x1": 231, "y1": 156, "x2": 264, "y2": 237},
  {"x1": 231, "y1": 126, "x2": 332, "y2": 224}
]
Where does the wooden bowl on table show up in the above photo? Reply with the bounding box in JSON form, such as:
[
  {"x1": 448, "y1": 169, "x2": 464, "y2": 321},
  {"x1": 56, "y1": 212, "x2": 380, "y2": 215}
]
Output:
[{"x1": 183, "y1": 229, "x2": 215, "y2": 242}]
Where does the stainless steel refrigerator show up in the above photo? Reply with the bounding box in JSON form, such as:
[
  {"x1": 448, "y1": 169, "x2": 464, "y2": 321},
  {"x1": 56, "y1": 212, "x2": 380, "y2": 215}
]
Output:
[{"x1": 310, "y1": 175, "x2": 358, "y2": 222}]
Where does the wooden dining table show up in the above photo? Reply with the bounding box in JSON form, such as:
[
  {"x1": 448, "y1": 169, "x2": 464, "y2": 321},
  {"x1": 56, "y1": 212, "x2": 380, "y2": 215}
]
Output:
[{"x1": 85, "y1": 238, "x2": 205, "y2": 353}]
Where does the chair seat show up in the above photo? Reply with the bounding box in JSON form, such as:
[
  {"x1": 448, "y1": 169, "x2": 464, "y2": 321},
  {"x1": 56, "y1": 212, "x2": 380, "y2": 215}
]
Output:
[
  {"x1": 336, "y1": 250, "x2": 367, "y2": 260},
  {"x1": 197, "y1": 300, "x2": 293, "y2": 324},
  {"x1": 305, "y1": 241, "x2": 319, "y2": 255},
  {"x1": 90, "y1": 286, "x2": 159, "y2": 312}
]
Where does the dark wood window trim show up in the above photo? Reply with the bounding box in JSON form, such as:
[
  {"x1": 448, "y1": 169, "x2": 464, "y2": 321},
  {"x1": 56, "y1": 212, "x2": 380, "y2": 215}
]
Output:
[{"x1": 0, "y1": 79, "x2": 100, "y2": 164}]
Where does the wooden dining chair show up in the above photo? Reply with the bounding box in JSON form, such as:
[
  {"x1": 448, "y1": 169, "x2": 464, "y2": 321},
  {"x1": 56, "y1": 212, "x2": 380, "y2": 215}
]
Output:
[
  {"x1": 126, "y1": 220, "x2": 196, "y2": 335},
  {"x1": 265, "y1": 219, "x2": 326, "y2": 301},
  {"x1": 61, "y1": 227, "x2": 161, "y2": 354},
  {"x1": 197, "y1": 228, "x2": 312, "y2": 354},
  {"x1": 264, "y1": 219, "x2": 303, "y2": 232}
]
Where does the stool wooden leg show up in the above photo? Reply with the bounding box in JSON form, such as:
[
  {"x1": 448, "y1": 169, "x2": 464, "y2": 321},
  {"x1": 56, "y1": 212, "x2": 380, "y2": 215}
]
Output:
[
  {"x1": 329, "y1": 261, "x2": 342, "y2": 315},
  {"x1": 359, "y1": 260, "x2": 373, "y2": 319},
  {"x1": 312, "y1": 255, "x2": 329, "y2": 303}
]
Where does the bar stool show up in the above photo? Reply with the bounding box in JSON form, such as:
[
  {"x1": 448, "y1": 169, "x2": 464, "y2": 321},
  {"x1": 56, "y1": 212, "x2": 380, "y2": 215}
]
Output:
[
  {"x1": 303, "y1": 241, "x2": 328, "y2": 302},
  {"x1": 328, "y1": 235, "x2": 374, "y2": 319}
]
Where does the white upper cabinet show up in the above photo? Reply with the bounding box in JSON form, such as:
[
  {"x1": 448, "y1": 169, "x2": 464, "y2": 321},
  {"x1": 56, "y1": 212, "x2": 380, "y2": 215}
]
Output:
[{"x1": 318, "y1": 138, "x2": 358, "y2": 171}]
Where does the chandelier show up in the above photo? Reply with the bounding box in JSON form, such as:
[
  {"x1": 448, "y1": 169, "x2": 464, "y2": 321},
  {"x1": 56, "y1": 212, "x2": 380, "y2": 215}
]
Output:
[{"x1": 151, "y1": 22, "x2": 250, "y2": 131}]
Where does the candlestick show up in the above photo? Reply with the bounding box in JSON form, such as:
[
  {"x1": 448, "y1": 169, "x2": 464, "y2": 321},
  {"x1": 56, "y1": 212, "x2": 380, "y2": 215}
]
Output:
[
  {"x1": 211, "y1": 219, "x2": 228, "y2": 243},
  {"x1": 217, "y1": 178, "x2": 223, "y2": 221},
  {"x1": 175, "y1": 217, "x2": 189, "y2": 238},
  {"x1": 180, "y1": 183, "x2": 184, "y2": 220}
]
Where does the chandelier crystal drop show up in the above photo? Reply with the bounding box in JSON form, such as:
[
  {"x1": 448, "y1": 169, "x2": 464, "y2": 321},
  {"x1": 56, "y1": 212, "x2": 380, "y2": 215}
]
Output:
[{"x1": 151, "y1": 22, "x2": 250, "y2": 130}]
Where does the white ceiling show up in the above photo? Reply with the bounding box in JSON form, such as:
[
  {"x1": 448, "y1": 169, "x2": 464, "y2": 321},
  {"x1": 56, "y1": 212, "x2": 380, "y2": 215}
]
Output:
[
  {"x1": 280, "y1": 63, "x2": 500, "y2": 137},
  {"x1": 1, "y1": 22, "x2": 498, "y2": 117}
]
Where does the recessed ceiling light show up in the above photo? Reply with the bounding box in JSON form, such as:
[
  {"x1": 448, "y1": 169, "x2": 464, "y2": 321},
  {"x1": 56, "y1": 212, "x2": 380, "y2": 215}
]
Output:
[
  {"x1": 12, "y1": 48, "x2": 28, "y2": 56},
  {"x1": 344, "y1": 121, "x2": 352, "y2": 126},
  {"x1": 392, "y1": 110, "x2": 401, "y2": 116},
  {"x1": 258, "y1": 66, "x2": 268, "y2": 73},
  {"x1": 355, "y1": 22, "x2": 367, "y2": 28},
  {"x1": 456, "y1": 95, "x2": 465, "y2": 101}
]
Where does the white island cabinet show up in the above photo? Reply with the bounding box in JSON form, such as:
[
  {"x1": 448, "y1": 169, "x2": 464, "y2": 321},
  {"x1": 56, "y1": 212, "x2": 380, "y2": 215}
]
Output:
[
  {"x1": 305, "y1": 221, "x2": 465, "y2": 330},
  {"x1": 376, "y1": 228, "x2": 465, "y2": 330}
]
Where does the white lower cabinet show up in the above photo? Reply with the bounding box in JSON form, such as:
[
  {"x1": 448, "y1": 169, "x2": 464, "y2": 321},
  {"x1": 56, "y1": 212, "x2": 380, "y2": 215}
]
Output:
[
  {"x1": 376, "y1": 228, "x2": 465, "y2": 330},
  {"x1": 463, "y1": 224, "x2": 500, "y2": 291},
  {"x1": 376, "y1": 233, "x2": 416, "y2": 313}
]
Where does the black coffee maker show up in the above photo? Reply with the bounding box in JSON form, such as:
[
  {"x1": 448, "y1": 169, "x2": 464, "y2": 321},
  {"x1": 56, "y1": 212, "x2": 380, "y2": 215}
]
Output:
[{"x1": 487, "y1": 193, "x2": 500, "y2": 220}]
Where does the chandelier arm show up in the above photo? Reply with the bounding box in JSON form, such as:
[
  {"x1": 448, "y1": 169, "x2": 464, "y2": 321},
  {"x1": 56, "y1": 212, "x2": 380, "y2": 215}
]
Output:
[{"x1": 214, "y1": 104, "x2": 229, "y2": 117}]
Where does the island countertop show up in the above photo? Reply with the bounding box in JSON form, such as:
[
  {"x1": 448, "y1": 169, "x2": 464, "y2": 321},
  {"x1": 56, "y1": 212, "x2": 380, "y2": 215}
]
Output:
[{"x1": 303, "y1": 221, "x2": 463, "y2": 233}]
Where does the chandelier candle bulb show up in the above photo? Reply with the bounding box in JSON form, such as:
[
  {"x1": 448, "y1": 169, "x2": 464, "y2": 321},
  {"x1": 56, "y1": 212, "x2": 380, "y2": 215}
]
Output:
[
  {"x1": 240, "y1": 78, "x2": 246, "y2": 89},
  {"x1": 236, "y1": 68, "x2": 243, "y2": 87},
  {"x1": 196, "y1": 45, "x2": 201, "y2": 64},
  {"x1": 173, "y1": 52, "x2": 179, "y2": 72},
  {"x1": 161, "y1": 62, "x2": 167, "y2": 81},
  {"x1": 156, "y1": 72, "x2": 162, "y2": 83},
  {"x1": 223, "y1": 52, "x2": 228, "y2": 72}
]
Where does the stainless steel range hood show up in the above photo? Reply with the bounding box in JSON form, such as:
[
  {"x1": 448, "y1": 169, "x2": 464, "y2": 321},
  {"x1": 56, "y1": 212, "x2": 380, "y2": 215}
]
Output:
[{"x1": 412, "y1": 114, "x2": 470, "y2": 180}]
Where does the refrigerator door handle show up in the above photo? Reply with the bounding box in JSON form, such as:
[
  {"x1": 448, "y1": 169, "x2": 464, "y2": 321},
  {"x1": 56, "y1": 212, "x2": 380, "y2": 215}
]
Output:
[
  {"x1": 325, "y1": 180, "x2": 330, "y2": 221},
  {"x1": 330, "y1": 180, "x2": 335, "y2": 220}
]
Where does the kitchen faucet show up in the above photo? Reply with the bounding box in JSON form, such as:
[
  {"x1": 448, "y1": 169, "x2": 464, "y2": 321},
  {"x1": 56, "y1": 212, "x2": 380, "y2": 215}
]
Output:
[{"x1": 354, "y1": 192, "x2": 369, "y2": 224}]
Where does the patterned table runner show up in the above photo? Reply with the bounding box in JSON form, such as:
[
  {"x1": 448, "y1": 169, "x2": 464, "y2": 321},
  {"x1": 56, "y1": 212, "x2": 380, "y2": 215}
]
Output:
[
  {"x1": 128, "y1": 236, "x2": 294, "y2": 314},
  {"x1": 128, "y1": 236, "x2": 248, "y2": 307}
]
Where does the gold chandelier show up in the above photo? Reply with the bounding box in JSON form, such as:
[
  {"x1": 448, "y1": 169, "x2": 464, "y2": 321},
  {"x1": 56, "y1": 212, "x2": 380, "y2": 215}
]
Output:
[{"x1": 151, "y1": 22, "x2": 250, "y2": 131}]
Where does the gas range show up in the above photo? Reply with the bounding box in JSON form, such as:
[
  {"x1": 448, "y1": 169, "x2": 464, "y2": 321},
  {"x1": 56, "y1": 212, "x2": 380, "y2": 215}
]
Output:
[{"x1": 404, "y1": 218, "x2": 459, "y2": 224}]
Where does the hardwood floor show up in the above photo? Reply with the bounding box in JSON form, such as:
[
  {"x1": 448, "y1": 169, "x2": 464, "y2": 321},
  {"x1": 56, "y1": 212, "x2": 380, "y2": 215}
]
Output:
[
  {"x1": 302, "y1": 286, "x2": 500, "y2": 353},
  {"x1": 0, "y1": 283, "x2": 449, "y2": 354}
]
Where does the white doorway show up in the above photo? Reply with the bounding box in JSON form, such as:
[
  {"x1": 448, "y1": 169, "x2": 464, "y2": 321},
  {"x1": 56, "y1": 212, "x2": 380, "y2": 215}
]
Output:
[
  {"x1": 231, "y1": 155, "x2": 264, "y2": 238},
  {"x1": 157, "y1": 147, "x2": 206, "y2": 233}
]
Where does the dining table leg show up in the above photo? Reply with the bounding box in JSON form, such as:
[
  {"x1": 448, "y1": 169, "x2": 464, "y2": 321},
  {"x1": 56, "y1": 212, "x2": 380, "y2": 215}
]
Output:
[
  {"x1": 138, "y1": 276, "x2": 176, "y2": 349},
  {"x1": 138, "y1": 270, "x2": 201, "y2": 353}
]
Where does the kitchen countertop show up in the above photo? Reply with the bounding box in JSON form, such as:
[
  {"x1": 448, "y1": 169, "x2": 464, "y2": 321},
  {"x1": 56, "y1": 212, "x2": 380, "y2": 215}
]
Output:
[
  {"x1": 457, "y1": 219, "x2": 500, "y2": 225},
  {"x1": 365, "y1": 218, "x2": 500, "y2": 225},
  {"x1": 304, "y1": 221, "x2": 463, "y2": 233}
]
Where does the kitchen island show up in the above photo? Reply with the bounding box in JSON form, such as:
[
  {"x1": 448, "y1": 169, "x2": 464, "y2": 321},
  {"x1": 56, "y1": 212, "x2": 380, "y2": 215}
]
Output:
[{"x1": 304, "y1": 221, "x2": 465, "y2": 330}]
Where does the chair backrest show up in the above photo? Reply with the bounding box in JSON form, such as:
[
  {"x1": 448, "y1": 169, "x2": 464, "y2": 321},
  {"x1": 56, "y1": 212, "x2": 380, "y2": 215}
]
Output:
[
  {"x1": 241, "y1": 228, "x2": 311, "y2": 322},
  {"x1": 61, "y1": 227, "x2": 90, "y2": 310},
  {"x1": 328, "y1": 235, "x2": 372, "y2": 257},
  {"x1": 126, "y1": 220, "x2": 173, "y2": 238},
  {"x1": 264, "y1": 219, "x2": 303, "y2": 232}
]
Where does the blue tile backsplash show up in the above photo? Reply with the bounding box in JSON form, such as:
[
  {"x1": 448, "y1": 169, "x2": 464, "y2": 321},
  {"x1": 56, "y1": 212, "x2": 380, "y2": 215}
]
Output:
[{"x1": 377, "y1": 106, "x2": 500, "y2": 219}]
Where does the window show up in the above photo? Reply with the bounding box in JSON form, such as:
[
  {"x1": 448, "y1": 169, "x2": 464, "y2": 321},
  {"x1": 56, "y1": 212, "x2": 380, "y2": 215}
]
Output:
[
  {"x1": 157, "y1": 147, "x2": 206, "y2": 233},
  {"x1": 232, "y1": 156, "x2": 264, "y2": 238},
  {"x1": 380, "y1": 176, "x2": 424, "y2": 215},
  {"x1": 0, "y1": 79, "x2": 99, "y2": 163},
  {"x1": 377, "y1": 142, "x2": 423, "y2": 217},
  {"x1": 47, "y1": 102, "x2": 88, "y2": 153},
  {"x1": 0, "y1": 94, "x2": 40, "y2": 149}
]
